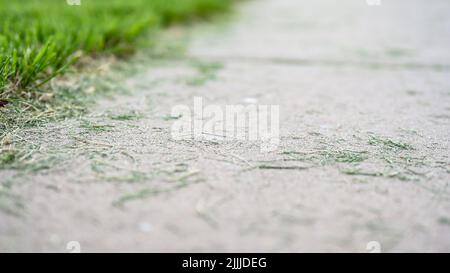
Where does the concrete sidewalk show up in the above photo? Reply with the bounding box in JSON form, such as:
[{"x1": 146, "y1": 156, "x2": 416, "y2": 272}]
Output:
[{"x1": 1, "y1": 0, "x2": 450, "y2": 252}]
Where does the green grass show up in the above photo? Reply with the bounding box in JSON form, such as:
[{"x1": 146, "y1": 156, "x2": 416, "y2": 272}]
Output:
[
  {"x1": 187, "y1": 61, "x2": 224, "y2": 86},
  {"x1": 281, "y1": 149, "x2": 369, "y2": 166},
  {"x1": 80, "y1": 119, "x2": 115, "y2": 133},
  {"x1": 109, "y1": 111, "x2": 143, "y2": 121},
  {"x1": 0, "y1": 0, "x2": 232, "y2": 99},
  {"x1": 0, "y1": 149, "x2": 18, "y2": 165},
  {"x1": 368, "y1": 135, "x2": 413, "y2": 150}
]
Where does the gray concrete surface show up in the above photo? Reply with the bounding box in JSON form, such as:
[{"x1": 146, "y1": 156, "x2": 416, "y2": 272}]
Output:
[{"x1": 1, "y1": 0, "x2": 450, "y2": 252}]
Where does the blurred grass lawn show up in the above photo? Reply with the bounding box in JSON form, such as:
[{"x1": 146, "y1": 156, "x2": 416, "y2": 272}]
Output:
[{"x1": 0, "y1": 0, "x2": 231, "y2": 97}]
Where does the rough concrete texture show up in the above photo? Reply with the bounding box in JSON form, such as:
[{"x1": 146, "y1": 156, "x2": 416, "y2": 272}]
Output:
[{"x1": 1, "y1": 0, "x2": 450, "y2": 252}]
